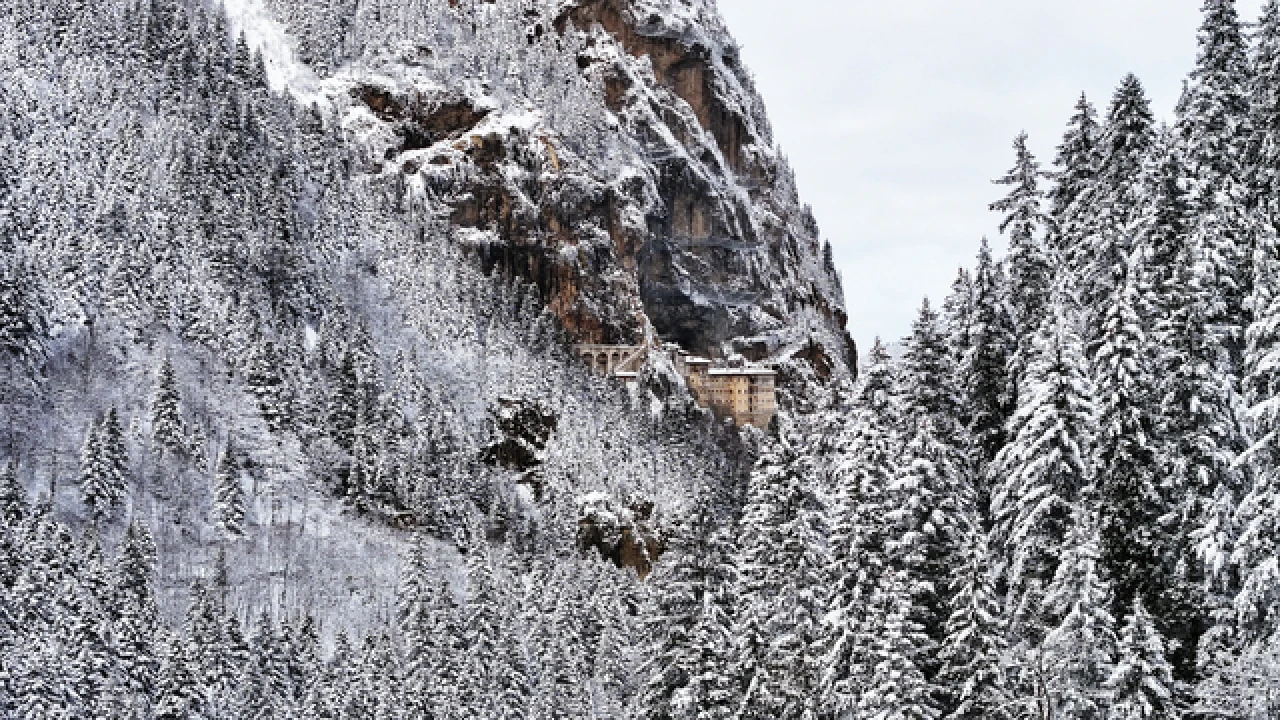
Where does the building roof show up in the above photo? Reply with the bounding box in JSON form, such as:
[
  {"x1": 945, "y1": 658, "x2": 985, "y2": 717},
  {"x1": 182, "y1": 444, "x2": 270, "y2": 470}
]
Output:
[
  {"x1": 685, "y1": 356, "x2": 713, "y2": 365},
  {"x1": 708, "y1": 367, "x2": 776, "y2": 376}
]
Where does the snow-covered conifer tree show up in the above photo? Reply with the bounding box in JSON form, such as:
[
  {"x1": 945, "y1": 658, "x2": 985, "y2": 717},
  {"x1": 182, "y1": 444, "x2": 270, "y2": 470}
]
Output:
[
  {"x1": 211, "y1": 439, "x2": 246, "y2": 538},
  {"x1": 79, "y1": 408, "x2": 128, "y2": 524},
  {"x1": 1050, "y1": 94, "x2": 1102, "y2": 250},
  {"x1": 991, "y1": 132, "x2": 1052, "y2": 348},
  {"x1": 823, "y1": 339, "x2": 899, "y2": 717},
  {"x1": 733, "y1": 441, "x2": 827, "y2": 720},
  {"x1": 1105, "y1": 598, "x2": 1176, "y2": 720},
  {"x1": 961, "y1": 241, "x2": 1015, "y2": 477},
  {"x1": 642, "y1": 491, "x2": 738, "y2": 720},
  {"x1": 891, "y1": 299, "x2": 970, "y2": 653},
  {"x1": 992, "y1": 301, "x2": 1095, "y2": 641},
  {"x1": 1040, "y1": 512, "x2": 1117, "y2": 720},
  {"x1": 150, "y1": 357, "x2": 186, "y2": 456},
  {"x1": 1079, "y1": 74, "x2": 1157, "y2": 335},
  {"x1": 857, "y1": 569, "x2": 941, "y2": 720},
  {"x1": 1092, "y1": 272, "x2": 1163, "y2": 620},
  {"x1": 938, "y1": 521, "x2": 1010, "y2": 720}
]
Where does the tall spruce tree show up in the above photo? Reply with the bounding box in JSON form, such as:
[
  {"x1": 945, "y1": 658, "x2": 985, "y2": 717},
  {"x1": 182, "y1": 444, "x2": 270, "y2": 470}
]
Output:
[
  {"x1": 991, "y1": 132, "x2": 1052, "y2": 347},
  {"x1": 79, "y1": 408, "x2": 128, "y2": 524},
  {"x1": 943, "y1": 268, "x2": 975, "y2": 368},
  {"x1": 0, "y1": 249, "x2": 48, "y2": 374},
  {"x1": 0, "y1": 459, "x2": 27, "y2": 527},
  {"x1": 1252, "y1": 0, "x2": 1280, "y2": 208},
  {"x1": 1235, "y1": 189, "x2": 1280, "y2": 643},
  {"x1": 733, "y1": 440, "x2": 827, "y2": 720},
  {"x1": 991, "y1": 302, "x2": 1095, "y2": 641},
  {"x1": 891, "y1": 299, "x2": 970, "y2": 678},
  {"x1": 211, "y1": 439, "x2": 245, "y2": 538},
  {"x1": 823, "y1": 339, "x2": 899, "y2": 718},
  {"x1": 1181, "y1": 0, "x2": 1256, "y2": 371},
  {"x1": 1092, "y1": 271, "x2": 1164, "y2": 622},
  {"x1": 961, "y1": 240, "x2": 1015, "y2": 484},
  {"x1": 1040, "y1": 513, "x2": 1118, "y2": 720},
  {"x1": 1051, "y1": 95, "x2": 1102, "y2": 297},
  {"x1": 1080, "y1": 74, "x2": 1157, "y2": 341},
  {"x1": 113, "y1": 520, "x2": 159, "y2": 700},
  {"x1": 1105, "y1": 598, "x2": 1176, "y2": 720},
  {"x1": 150, "y1": 357, "x2": 186, "y2": 455},
  {"x1": 1050, "y1": 94, "x2": 1102, "y2": 236},
  {"x1": 1141, "y1": 132, "x2": 1241, "y2": 682},
  {"x1": 641, "y1": 491, "x2": 738, "y2": 720},
  {"x1": 857, "y1": 569, "x2": 941, "y2": 720},
  {"x1": 938, "y1": 519, "x2": 1011, "y2": 720},
  {"x1": 1180, "y1": 0, "x2": 1252, "y2": 194}
]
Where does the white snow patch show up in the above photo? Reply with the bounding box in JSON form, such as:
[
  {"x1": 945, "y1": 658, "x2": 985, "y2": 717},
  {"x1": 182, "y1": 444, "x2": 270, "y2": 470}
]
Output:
[{"x1": 219, "y1": 0, "x2": 326, "y2": 107}]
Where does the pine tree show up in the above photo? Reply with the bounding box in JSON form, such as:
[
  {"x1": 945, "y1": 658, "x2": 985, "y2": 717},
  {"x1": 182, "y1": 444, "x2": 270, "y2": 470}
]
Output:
[
  {"x1": 1180, "y1": 0, "x2": 1255, "y2": 371},
  {"x1": 857, "y1": 569, "x2": 941, "y2": 720},
  {"x1": 153, "y1": 629, "x2": 202, "y2": 720},
  {"x1": 942, "y1": 268, "x2": 975, "y2": 366},
  {"x1": 245, "y1": 338, "x2": 291, "y2": 435},
  {"x1": 461, "y1": 535, "x2": 503, "y2": 716},
  {"x1": 1138, "y1": 133, "x2": 1241, "y2": 682},
  {"x1": 642, "y1": 491, "x2": 738, "y2": 720},
  {"x1": 961, "y1": 241, "x2": 1015, "y2": 478},
  {"x1": 1105, "y1": 598, "x2": 1176, "y2": 720},
  {"x1": 1098, "y1": 75, "x2": 1158, "y2": 204},
  {"x1": 991, "y1": 132, "x2": 1052, "y2": 345},
  {"x1": 211, "y1": 439, "x2": 246, "y2": 538},
  {"x1": 1180, "y1": 0, "x2": 1252, "y2": 194},
  {"x1": 1092, "y1": 272, "x2": 1163, "y2": 621},
  {"x1": 328, "y1": 348, "x2": 363, "y2": 452},
  {"x1": 1050, "y1": 94, "x2": 1102, "y2": 239},
  {"x1": 1234, "y1": 189, "x2": 1280, "y2": 643},
  {"x1": 823, "y1": 339, "x2": 898, "y2": 717},
  {"x1": 1040, "y1": 513, "x2": 1117, "y2": 720},
  {"x1": 733, "y1": 441, "x2": 827, "y2": 720},
  {"x1": 1252, "y1": 0, "x2": 1280, "y2": 206},
  {"x1": 0, "y1": 459, "x2": 28, "y2": 527},
  {"x1": 891, "y1": 299, "x2": 970, "y2": 657},
  {"x1": 151, "y1": 357, "x2": 186, "y2": 455},
  {"x1": 0, "y1": 249, "x2": 48, "y2": 373},
  {"x1": 991, "y1": 302, "x2": 1095, "y2": 641},
  {"x1": 1079, "y1": 74, "x2": 1157, "y2": 331},
  {"x1": 80, "y1": 408, "x2": 128, "y2": 524},
  {"x1": 113, "y1": 520, "x2": 159, "y2": 699},
  {"x1": 938, "y1": 521, "x2": 1011, "y2": 720}
]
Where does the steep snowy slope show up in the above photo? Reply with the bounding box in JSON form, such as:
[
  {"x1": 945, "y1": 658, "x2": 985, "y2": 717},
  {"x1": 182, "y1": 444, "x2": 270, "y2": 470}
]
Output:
[
  {"x1": 0, "y1": 0, "x2": 846, "y2": 637},
  {"x1": 0, "y1": 0, "x2": 856, "y2": 716},
  {"x1": 265, "y1": 0, "x2": 856, "y2": 373}
]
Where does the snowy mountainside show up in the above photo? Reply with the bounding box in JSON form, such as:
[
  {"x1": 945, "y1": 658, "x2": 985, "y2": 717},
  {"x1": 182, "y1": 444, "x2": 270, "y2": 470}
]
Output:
[
  {"x1": 267, "y1": 0, "x2": 855, "y2": 372},
  {"x1": 0, "y1": 0, "x2": 787, "y2": 637},
  {"x1": 0, "y1": 0, "x2": 856, "y2": 717}
]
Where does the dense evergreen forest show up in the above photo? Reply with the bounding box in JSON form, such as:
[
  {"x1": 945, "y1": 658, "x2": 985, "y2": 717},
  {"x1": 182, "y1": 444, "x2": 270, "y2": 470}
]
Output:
[{"x1": 3, "y1": 0, "x2": 1280, "y2": 719}]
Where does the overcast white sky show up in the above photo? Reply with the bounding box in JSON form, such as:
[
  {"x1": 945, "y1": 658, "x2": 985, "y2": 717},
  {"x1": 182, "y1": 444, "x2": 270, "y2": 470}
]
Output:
[{"x1": 717, "y1": 0, "x2": 1265, "y2": 346}]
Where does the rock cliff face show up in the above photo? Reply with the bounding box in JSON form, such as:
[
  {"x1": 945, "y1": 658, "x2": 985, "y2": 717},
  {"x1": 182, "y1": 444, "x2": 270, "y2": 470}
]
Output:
[{"x1": 313, "y1": 0, "x2": 856, "y2": 380}]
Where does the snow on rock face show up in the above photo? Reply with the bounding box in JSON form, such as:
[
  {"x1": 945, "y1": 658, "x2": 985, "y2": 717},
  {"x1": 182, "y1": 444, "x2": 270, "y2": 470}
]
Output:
[
  {"x1": 576, "y1": 491, "x2": 665, "y2": 578},
  {"x1": 253, "y1": 0, "x2": 856, "y2": 379}
]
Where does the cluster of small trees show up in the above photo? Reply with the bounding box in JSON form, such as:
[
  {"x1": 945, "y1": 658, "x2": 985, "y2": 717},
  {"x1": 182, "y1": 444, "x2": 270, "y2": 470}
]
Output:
[{"x1": 0, "y1": 471, "x2": 648, "y2": 720}]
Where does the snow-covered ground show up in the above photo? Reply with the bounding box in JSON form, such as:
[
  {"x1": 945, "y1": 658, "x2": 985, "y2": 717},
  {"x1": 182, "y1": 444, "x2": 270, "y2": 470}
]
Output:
[{"x1": 219, "y1": 0, "x2": 326, "y2": 106}]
